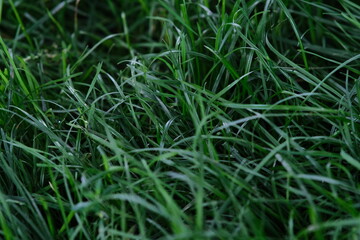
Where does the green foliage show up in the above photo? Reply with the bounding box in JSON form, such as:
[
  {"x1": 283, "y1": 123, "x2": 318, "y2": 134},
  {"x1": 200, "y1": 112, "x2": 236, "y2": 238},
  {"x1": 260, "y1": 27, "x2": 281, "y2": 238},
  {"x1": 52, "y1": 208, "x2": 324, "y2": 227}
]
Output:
[{"x1": 0, "y1": 0, "x2": 360, "y2": 239}]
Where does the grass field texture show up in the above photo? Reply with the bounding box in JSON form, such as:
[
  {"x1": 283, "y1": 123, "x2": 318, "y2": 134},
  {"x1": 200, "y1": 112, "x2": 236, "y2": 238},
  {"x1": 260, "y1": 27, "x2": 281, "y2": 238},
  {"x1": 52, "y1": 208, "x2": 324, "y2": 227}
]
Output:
[{"x1": 1, "y1": 0, "x2": 360, "y2": 239}]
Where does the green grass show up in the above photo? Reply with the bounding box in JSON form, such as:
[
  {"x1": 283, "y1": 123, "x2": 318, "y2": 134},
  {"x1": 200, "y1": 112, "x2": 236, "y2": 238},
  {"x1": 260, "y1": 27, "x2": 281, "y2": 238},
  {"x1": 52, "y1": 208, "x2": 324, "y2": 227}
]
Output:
[{"x1": 0, "y1": 0, "x2": 360, "y2": 239}]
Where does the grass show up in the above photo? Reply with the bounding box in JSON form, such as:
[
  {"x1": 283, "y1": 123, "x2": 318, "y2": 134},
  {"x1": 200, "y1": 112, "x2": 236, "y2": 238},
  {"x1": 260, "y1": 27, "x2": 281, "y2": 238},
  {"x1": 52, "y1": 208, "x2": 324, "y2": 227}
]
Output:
[{"x1": 0, "y1": 0, "x2": 360, "y2": 239}]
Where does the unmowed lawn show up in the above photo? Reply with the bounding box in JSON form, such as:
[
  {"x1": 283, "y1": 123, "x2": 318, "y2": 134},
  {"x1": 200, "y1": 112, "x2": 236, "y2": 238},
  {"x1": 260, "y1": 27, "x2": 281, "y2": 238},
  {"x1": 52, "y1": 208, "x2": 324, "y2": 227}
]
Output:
[{"x1": 0, "y1": 0, "x2": 360, "y2": 239}]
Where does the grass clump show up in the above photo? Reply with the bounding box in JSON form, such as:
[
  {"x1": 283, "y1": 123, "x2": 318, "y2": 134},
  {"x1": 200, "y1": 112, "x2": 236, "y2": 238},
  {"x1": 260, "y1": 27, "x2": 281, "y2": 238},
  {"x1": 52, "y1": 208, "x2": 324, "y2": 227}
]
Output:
[{"x1": 1, "y1": 0, "x2": 360, "y2": 239}]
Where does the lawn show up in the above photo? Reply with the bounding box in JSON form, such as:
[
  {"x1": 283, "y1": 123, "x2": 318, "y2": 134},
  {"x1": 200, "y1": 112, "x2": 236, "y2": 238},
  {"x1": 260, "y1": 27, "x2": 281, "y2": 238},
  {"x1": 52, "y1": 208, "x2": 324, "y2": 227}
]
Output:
[{"x1": 0, "y1": 0, "x2": 360, "y2": 239}]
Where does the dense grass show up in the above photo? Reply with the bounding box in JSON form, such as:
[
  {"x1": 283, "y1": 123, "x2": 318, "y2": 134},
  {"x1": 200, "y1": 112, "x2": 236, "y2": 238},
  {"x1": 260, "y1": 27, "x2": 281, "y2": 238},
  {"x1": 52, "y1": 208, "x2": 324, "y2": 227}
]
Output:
[{"x1": 1, "y1": 0, "x2": 360, "y2": 239}]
